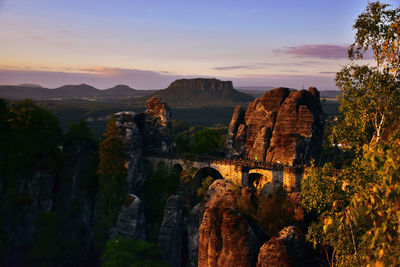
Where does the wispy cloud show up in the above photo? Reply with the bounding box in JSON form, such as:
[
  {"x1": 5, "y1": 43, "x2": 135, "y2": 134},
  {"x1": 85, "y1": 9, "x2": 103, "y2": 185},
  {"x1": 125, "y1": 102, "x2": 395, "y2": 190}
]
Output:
[
  {"x1": 319, "y1": 71, "x2": 336, "y2": 74},
  {"x1": 274, "y1": 44, "x2": 350, "y2": 59},
  {"x1": 213, "y1": 65, "x2": 265, "y2": 71},
  {"x1": 59, "y1": 29, "x2": 72, "y2": 34}
]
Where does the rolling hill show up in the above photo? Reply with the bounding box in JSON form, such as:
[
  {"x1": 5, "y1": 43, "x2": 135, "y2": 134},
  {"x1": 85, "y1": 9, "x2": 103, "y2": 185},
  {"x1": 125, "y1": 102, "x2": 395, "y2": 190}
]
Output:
[{"x1": 0, "y1": 84, "x2": 155, "y2": 99}]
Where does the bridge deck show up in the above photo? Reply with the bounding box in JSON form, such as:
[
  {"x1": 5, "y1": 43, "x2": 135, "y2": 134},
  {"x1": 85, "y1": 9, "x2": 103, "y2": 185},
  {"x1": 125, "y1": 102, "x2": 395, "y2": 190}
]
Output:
[{"x1": 143, "y1": 151, "x2": 304, "y2": 171}]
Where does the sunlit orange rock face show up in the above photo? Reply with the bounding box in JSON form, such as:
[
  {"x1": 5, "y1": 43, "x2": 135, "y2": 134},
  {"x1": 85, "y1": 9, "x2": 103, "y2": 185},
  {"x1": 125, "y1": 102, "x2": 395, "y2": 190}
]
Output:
[
  {"x1": 198, "y1": 207, "x2": 261, "y2": 267},
  {"x1": 226, "y1": 87, "x2": 324, "y2": 165},
  {"x1": 146, "y1": 95, "x2": 171, "y2": 127}
]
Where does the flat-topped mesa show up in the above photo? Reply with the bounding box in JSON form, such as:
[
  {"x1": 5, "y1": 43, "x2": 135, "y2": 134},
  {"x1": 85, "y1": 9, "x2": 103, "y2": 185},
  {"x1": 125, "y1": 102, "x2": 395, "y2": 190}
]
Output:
[
  {"x1": 226, "y1": 87, "x2": 324, "y2": 166},
  {"x1": 168, "y1": 78, "x2": 234, "y2": 91}
]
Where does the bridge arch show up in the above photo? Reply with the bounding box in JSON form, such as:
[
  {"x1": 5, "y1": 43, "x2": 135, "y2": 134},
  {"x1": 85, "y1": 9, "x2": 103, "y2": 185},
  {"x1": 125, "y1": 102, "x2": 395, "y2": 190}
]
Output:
[
  {"x1": 192, "y1": 167, "x2": 224, "y2": 196},
  {"x1": 171, "y1": 163, "x2": 183, "y2": 176}
]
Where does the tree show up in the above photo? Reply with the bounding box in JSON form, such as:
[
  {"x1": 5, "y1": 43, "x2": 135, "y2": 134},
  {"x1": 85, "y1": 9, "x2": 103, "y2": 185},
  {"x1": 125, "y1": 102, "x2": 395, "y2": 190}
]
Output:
[
  {"x1": 333, "y1": 2, "x2": 400, "y2": 151},
  {"x1": 97, "y1": 115, "x2": 127, "y2": 225},
  {"x1": 302, "y1": 2, "x2": 400, "y2": 266},
  {"x1": 65, "y1": 119, "x2": 94, "y2": 142}
]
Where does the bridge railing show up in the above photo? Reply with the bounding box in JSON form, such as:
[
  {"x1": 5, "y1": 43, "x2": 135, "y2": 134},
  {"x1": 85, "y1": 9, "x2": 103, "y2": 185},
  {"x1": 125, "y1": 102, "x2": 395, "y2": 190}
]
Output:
[{"x1": 143, "y1": 150, "x2": 304, "y2": 171}]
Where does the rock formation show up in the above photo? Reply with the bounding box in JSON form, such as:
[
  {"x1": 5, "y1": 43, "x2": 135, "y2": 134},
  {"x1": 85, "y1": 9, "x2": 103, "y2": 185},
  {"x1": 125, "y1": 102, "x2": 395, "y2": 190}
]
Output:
[
  {"x1": 158, "y1": 195, "x2": 184, "y2": 267},
  {"x1": 197, "y1": 180, "x2": 262, "y2": 267},
  {"x1": 198, "y1": 207, "x2": 262, "y2": 267},
  {"x1": 187, "y1": 203, "x2": 204, "y2": 266},
  {"x1": 114, "y1": 111, "x2": 144, "y2": 194},
  {"x1": 257, "y1": 226, "x2": 322, "y2": 267},
  {"x1": 112, "y1": 194, "x2": 146, "y2": 240},
  {"x1": 226, "y1": 87, "x2": 324, "y2": 165},
  {"x1": 113, "y1": 96, "x2": 172, "y2": 193},
  {"x1": 143, "y1": 96, "x2": 173, "y2": 153}
]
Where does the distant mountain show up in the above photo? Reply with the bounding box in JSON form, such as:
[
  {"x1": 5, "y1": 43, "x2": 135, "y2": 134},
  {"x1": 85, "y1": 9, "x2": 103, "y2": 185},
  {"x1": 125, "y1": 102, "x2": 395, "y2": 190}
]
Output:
[
  {"x1": 18, "y1": 83, "x2": 43, "y2": 88},
  {"x1": 0, "y1": 85, "x2": 51, "y2": 99},
  {"x1": 53, "y1": 84, "x2": 101, "y2": 98},
  {"x1": 152, "y1": 78, "x2": 254, "y2": 105},
  {"x1": 102, "y1": 85, "x2": 137, "y2": 97},
  {"x1": 0, "y1": 84, "x2": 155, "y2": 99},
  {"x1": 319, "y1": 90, "x2": 341, "y2": 99}
]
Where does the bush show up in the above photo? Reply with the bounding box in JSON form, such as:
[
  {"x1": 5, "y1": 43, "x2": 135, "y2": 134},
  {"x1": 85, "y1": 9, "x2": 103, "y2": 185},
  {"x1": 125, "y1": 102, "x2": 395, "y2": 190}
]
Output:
[
  {"x1": 102, "y1": 237, "x2": 169, "y2": 267},
  {"x1": 144, "y1": 163, "x2": 180, "y2": 241},
  {"x1": 234, "y1": 186, "x2": 296, "y2": 237}
]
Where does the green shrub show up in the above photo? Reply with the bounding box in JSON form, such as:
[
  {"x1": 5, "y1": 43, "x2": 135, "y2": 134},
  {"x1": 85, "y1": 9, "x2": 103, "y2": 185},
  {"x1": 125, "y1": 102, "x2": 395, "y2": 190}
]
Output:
[
  {"x1": 144, "y1": 163, "x2": 180, "y2": 241},
  {"x1": 102, "y1": 237, "x2": 169, "y2": 267}
]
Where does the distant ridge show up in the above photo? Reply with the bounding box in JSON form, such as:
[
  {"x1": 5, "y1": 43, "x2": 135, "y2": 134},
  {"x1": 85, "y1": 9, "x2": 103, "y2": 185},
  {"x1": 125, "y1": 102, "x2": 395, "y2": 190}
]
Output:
[
  {"x1": 18, "y1": 83, "x2": 43, "y2": 88},
  {"x1": 152, "y1": 78, "x2": 254, "y2": 105},
  {"x1": 0, "y1": 84, "x2": 155, "y2": 99}
]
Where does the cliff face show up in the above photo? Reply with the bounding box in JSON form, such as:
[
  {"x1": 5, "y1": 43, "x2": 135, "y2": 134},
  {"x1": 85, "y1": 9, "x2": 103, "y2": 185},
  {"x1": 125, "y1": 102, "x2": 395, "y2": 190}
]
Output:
[
  {"x1": 226, "y1": 87, "x2": 324, "y2": 165},
  {"x1": 197, "y1": 180, "x2": 261, "y2": 267},
  {"x1": 198, "y1": 207, "x2": 261, "y2": 267},
  {"x1": 114, "y1": 96, "x2": 173, "y2": 194},
  {"x1": 111, "y1": 97, "x2": 173, "y2": 243}
]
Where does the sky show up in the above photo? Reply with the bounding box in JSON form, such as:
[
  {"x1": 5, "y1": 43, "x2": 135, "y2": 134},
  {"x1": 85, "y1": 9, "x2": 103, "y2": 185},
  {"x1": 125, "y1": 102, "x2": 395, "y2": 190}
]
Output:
[{"x1": 0, "y1": 0, "x2": 398, "y2": 90}]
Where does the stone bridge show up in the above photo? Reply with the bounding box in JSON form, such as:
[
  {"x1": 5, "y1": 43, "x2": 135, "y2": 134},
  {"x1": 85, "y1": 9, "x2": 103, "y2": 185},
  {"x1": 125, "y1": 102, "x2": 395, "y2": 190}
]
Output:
[{"x1": 143, "y1": 151, "x2": 304, "y2": 192}]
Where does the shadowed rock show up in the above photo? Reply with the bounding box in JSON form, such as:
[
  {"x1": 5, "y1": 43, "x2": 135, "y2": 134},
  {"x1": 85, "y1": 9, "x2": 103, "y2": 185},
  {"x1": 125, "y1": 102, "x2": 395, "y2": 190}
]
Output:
[
  {"x1": 112, "y1": 194, "x2": 146, "y2": 240},
  {"x1": 158, "y1": 195, "x2": 183, "y2": 267}
]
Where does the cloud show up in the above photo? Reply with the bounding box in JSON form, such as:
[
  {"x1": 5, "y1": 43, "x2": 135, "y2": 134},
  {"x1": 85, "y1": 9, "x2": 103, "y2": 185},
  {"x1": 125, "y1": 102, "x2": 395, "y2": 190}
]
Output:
[
  {"x1": 0, "y1": 67, "x2": 184, "y2": 89},
  {"x1": 274, "y1": 44, "x2": 351, "y2": 59},
  {"x1": 33, "y1": 35, "x2": 46, "y2": 40},
  {"x1": 59, "y1": 29, "x2": 72, "y2": 34},
  {"x1": 213, "y1": 65, "x2": 265, "y2": 71},
  {"x1": 319, "y1": 71, "x2": 336, "y2": 74}
]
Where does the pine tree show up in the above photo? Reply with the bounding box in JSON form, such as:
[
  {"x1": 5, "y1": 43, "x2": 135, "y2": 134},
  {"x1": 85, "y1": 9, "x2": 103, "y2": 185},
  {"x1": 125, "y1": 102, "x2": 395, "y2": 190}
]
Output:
[{"x1": 97, "y1": 115, "x2": 127, "y2": 225}]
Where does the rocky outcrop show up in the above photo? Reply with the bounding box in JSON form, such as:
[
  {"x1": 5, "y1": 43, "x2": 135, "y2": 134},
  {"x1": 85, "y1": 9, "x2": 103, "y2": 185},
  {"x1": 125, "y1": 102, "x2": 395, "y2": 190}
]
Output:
[
  {"x1": 226, "y1": 105, "x2": 246, "y2": 157},
  {"x1": 226, "y1": 87, "x2": 324, "y2": 165},
  {"x1": 197, "y1": 180, "x2": 262, "y2": 267},
  {"x1": 143, "y1": 96, "x2": 173, "y2": 153},
  {"x1": 187, "y1": 203, "x2": 204, "y2": 266},
  {"x1": 113, "y1": 97, "x2": 172, "y2": 193},
  {"x1": 114, "y1": 111, "x2": 144, "y2": 194},
  {"x1": 112, "y1": 194, "x2": 146, "y2": 240},
  {"x1": 257, "y1": 226, "x2": 321, "y2": 267},
  {"x1": 158, "y1": 195, "x2": 183, "y2": 267},
  {"x1": 198, "y1": 207, "x2": 261, "y2": 267},
  {"x1": 146, "y1": 95, "x2": 171, "y2": 128}
]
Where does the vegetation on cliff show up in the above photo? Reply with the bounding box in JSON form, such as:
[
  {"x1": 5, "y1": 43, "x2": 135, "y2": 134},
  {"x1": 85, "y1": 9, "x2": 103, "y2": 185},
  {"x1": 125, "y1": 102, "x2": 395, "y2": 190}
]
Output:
[
  {"x1": 97, "y1": 115, "x2": 127, "y2": 225},
  {"x1": 302, "y1": 2, "x2": 400, "y2": 266}
]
